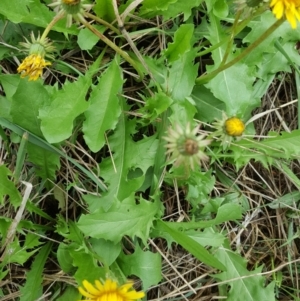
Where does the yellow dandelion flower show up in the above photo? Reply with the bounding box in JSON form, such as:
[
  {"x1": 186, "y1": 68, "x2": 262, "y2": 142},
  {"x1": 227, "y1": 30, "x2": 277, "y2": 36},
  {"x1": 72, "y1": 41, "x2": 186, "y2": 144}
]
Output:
[
  {"x1": 224, "y1": 117, "x2": 245, "y2": 137},
  {"x1": 270, "y1": 0, "x2": 300, "y2": 28},
  {"x1": 164, "y1": 123, "x2": 211, "y2": 170},
  {"x1": 211, "y1": 113, "x2": 246, "y2": 149},
  {"x1": 17, "y1": 54, "x2": 51, "y2": 81},
  {"x1": 17, "y1": 32, "x2": 55, "y2": 81},
  {"x1": 78, "y1": 279, "x2": 145, "y2": 301}
]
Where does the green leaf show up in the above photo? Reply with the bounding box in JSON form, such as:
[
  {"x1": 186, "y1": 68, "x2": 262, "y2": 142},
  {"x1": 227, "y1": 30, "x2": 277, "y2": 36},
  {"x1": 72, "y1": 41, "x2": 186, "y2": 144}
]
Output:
[
  {"x1": 0, "y1": 165, "x2": 21, "y2": 207},
  {"x1": 205, "y1": 0, "x2": 228, "y2": 18},
  {"x1": 94, "y1": 0, "x2": 115, "y2": 22},
  {"x1": 143, "y1": 92, "x2": 173, "y2": 122},
  {"x1": 0, "y1": 0, "x2": 77, "y2": 34},
  {"x1": 57, "y1": 243, "x2": 77, "y2": 273},
  {"x1": 164, "y1": 24, "x2": 194, "y2": 62},
  {"x1": 118, "y1": 246, "x2": 162, "y2": 290},
  {"x1": 140, "y1": 0, "x2": 177, "y2": 14},
  {"x1": 11, "y1": 79, "x2": 50, "y2": 137},
  {"x1": 0, "y1": 96, "x2": 11, "y2": 120},
  {"x1": 152, "y1": 227, "x2": 225, "y2": 249},
  {"x1": 27, "y1": 143, "x2": 60, "y2": 180},
  {"x1": 71, "y1": 251, "x2": 106, "y2": 283},
  {"x1": 0, "y1": 74, "x2": 20, "y2": 99},
  {"x1": 5, "y1": 237, "x2": 41, "y2": 265},
  {"x1": 206, "y1": 61, "x2": 258, "y2": 118},
  {"x1": 164, "y1": 203, "x2": 242, "y2": 231},
  {"x1": 229, "y1": 130, "x2": 300, "y2": 168},
  {"x1": 185, "y1": 169, "x2": 216, "y2": 208},
  {"x1": 192, "y1": 85, "x2": 225, "y2": 122},
  {"x1": 268, "y1": 191, "x2": 300, "y2": 209},
  {"x1": 56, "y1": 218, "x2": 84, "y2": 244},
  {"x1": 204, "y1": 13, "x2": 258, "y2": 117},
  {"x1": 186, "y1": 228, "x2": 225, "y2": 247},
  {"x1": 77, "y1": 26, "x2": 105, "y2": 51},
  {"x1": 214, "y1": 240, "x2": 276, "y2": 301},
  {"x1": 162, "y1": 0, "x2": 204, "y2": 20},
  {"x1": 243, "y1": 11, "x2": 299, "y2": 67},
  {"x1": 169, "y1": 100, "x2": 197, "y2": 126},
  {"x1": 166, "y1": 49, "x2": 199, "y2": 101},
  {"x1": 214, "y1": 0, "x2": 228, "y2": 18},
  {"x1": 90, "y1": 238, "x2": 122, "y2": 266},
  {"x1": 19, "y1": 242, "x2": 52, "y2": 301},
  {"x1": 140, "y1": 0, "x2": 204, "y2": 20},
  {"x1": 98, "y1": 112, "x2": 158, "y2": 210},
  {"x1": 83, "y1": 59, "x2": 122, "y2": 152},
  {"x1": 40, "y1": 76, "x2": 90, "y2": 143},
  {"x1": 57, "y1": 286, "x2": 81, "y2": 301},
  {"x1": 9, "y1": 80, "x2": 61, "y2": 181},
  {"x1": 155, "y1": 220, "x2": 226, "y2": 271},
  {"x1": 77, "y1": 196, "x2": 160, "y2": 243},
  {"x1": 40, "y1": 54, "x2": 103, "y2": 143}
]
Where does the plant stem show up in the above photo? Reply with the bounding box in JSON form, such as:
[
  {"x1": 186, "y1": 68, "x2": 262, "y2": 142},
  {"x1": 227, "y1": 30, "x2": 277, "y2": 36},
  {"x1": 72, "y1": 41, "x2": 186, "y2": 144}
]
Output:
[
  {"x1": 220, "y1": 10, "x2": 242, "y2": 67},
  {"x1": 196, "y1": 18, "x2": 284, "y2": 85},
  {"x1": 84, "y1": 12, "x2": 120, "y2": 35},
  {"x1": 41, "y1": 11, "x2": 65, "y2": 41},
  {"x1": 196, "y1": 6, "x2": 267, "y2": 58},
  {"x1": 78, "y1": 15, "x2": 144, "y2": 81}
]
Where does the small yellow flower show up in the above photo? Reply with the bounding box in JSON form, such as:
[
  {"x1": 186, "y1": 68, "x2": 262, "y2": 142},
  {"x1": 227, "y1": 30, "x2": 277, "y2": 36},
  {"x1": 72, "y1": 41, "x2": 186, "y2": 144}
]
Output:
[
  {"x1": 17, "y1": 54, "x2": 51, "y2": 81},
  {"x1": 164, "y1": 123, "x2": 211, "y2": 170},
  {"x1": 78, "y1": 279, "x2": 145, "y2": 301},
  {"x1": 270, "y1": 0, "x2": 300, "y2": 28},
  {"x1": 211, "y1": 113, "x2": 246, "y2": 149},
  {"x1": 224, "y1": 117, "x2": 245, "y2": 137}
]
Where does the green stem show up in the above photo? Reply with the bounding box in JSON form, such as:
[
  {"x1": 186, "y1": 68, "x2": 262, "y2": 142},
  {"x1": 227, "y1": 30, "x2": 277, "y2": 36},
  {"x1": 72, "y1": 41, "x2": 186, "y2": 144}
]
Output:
[
  {"x1": 196, "y1": 6, "x2": 268, "y2": 58},
  {"x1": 220, "y1": 10, "x2": 242, "y2": 67},
  {"x1": 41, "y1": 11, "x2": 65, "y2": 41},
  {"x1": 84, "y1": 12, "x2": 120, "y2": 35},
  {"x1": 78, "y1": 15, "x2": 144, "y2": 81},
  {"x1": 196, "y1": 18, "x2": 284, "y2": 85}
]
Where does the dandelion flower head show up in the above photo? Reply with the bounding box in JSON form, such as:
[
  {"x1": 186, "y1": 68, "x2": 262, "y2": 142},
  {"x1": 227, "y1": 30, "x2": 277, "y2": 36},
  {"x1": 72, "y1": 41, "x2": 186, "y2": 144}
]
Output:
[
  {"x1": 17, "y1": 54, "x2": 51, "y2": 81},
  {"x1": 164, "y1": 123, "x2": 211, "y2": 170},
  {"x1": 224, "y1": 117, "x2": 245, "y2": 137},
  {"x1": 49, "y1": 0, "x2": 93, "y2": 27},
  {"x1": 270, "y1": 0, "x2": 300, "y2": 28},
  {"x1": 211, "y1": 113, "x2": 246, "y2": 149},
  {"x1": 17, "y1": 33, "x2": 54, "y2": 81},
  {"x1": 78, "y1": 278, "x2": 145, "y2": 301}
]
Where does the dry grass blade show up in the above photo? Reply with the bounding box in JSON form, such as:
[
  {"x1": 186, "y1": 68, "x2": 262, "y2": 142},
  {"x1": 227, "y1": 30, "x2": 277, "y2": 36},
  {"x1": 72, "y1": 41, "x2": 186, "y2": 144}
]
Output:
[{"x1": 0, "y1": 181, "x2": 32, "y2": 260}]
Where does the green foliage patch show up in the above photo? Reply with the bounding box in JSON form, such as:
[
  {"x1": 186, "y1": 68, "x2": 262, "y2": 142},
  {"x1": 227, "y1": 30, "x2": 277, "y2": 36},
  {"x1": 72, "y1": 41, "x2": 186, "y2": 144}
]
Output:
[{"x1": 0, "y1": 0, "x2": 300, "y2": 300}]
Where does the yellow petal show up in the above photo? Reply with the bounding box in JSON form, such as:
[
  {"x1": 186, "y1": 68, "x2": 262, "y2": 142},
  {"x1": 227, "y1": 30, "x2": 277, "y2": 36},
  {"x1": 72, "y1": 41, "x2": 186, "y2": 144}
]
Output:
[
  {"x1": 124, "y1": 290, "x2": 145, "y2": 299},
  {"x1": 95, "y1": 279, "x2": 104, "y2": 291},
  {"x1": 78, "y1": 286, "x2": 95, "y2": 298},
  {"x1": 82, "y1": 280, "x2": 101, "y2": 295},
  {"x1": 286, "y1": 8, "x2": 297, "y2": 27}
]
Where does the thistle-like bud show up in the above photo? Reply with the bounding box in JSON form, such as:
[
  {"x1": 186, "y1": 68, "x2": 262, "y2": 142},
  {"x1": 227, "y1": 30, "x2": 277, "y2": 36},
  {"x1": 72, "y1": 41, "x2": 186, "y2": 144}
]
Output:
[
  {"x1": 49, "y1": 0, "x2": 93, "y2": 27},
  {"x1": 164, "y1": 123, "x2": 211, "y2": 170}
]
